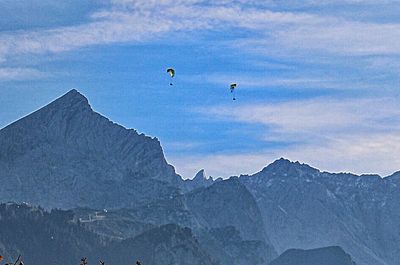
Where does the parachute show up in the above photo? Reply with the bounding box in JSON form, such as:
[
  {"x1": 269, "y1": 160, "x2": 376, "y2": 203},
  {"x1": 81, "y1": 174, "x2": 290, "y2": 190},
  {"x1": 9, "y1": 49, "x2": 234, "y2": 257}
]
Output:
[
  {"x1": 230, "y1": 83, "x2": 237, "y2": 100},
  {"x1": 167, "y1": 68, "x2": 175, "y2": 78},
  {"x1": 0, "y1": 255, "x2": 3, "y2": 262},
  {"x1": 167, "y1": 68, "x2": 175, "y2": 85}
]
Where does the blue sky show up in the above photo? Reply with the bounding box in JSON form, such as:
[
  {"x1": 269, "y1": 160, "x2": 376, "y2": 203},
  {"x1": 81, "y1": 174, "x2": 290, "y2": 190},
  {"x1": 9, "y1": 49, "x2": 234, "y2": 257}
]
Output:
[{"x1": 1, "y1": 0, "x2": 400, "y2": 178}]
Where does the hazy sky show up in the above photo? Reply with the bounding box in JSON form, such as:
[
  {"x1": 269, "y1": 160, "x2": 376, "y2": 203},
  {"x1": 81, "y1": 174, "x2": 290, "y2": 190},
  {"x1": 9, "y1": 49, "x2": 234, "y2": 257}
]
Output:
[{"x1": 1, "y1": 0, "x2": 400, "y2": 178}]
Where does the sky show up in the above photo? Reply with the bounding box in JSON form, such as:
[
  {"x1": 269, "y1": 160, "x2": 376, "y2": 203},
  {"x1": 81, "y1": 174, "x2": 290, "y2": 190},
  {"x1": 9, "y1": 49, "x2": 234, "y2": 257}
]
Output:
[{"x1": 1, "y1": 0, "x2": 400, "y2": 178}]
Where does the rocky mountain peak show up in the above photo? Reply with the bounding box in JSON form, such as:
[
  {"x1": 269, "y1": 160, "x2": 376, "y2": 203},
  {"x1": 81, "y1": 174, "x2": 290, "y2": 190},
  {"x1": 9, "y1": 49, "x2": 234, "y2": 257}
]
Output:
[
  {"x1": 386, "y1": 171, "x2": 400, "y2": 186},
  {"x1": 54, "y1": 88, "x2": 89, "y2": 107},
  {"x1": 193, "y1": 169, "x2": 207, "y2": 181},
  {"x1": 259, "y1": 157, "x2": 320, "y2": 177},
  {"x1": 0, "y1": 89, "x2": 182, "y2": 209},
  {"x1": 35, "y1": 88, "x2": 91, "y2": 118},
  {"x1": 184, "y1": 169, "x2": 217, "y2": 191}
]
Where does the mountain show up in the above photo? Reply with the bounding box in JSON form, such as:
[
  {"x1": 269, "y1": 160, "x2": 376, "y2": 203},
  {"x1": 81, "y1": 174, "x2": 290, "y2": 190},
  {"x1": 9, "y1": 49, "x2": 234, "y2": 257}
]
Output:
[
  {"x1": 184, "y1": 178, "x2": 277, "y2": 264},
  {"x1": 0, "y1": 89, "x2": 182, "y2": 209},
  {"x1": 0, "y1": 203, "x2": 105, "y2": 265},
  {"x1": 0, "y1": 90, "x2": 278, "y2": 265},
  {"x1": 75, "y1": 195, "x2": 200, "y2": 240},
  {"x1": 0, "y1": 203, "x2": 219, "y2": 265},
  {"x1": 76, "y1": 179, "x2": 278, "y2": 265},
  {"x1": 184, "y1": 169, "x2": 221, "y2": 191},
  {"x1": 183, "y1": 158, "x2": 400, "y2": 265},
  {"x1": 239, "y1": 158, "x2": 399, "y2": 265},
  {"x1": 104, "y1": 224, "x2": 219, "y2": 265},
  {"x1": 268, "y1": 246, "x2": 356, "y2": 265},
  {"x1": 199, "y1": 226, "x2": 274, "y2": 265},
  {"x1": 2, "y1": 90, "x2": 400, "y2": 265},
  {"x1": 185, "y1": 178, "x2": 268, "y2": 241}
]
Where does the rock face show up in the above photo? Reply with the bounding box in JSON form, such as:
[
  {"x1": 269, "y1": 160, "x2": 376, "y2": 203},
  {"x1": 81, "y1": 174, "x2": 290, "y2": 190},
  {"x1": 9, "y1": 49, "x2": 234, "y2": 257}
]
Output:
[
  {"x1": 202, "y1": 226, "x2": 274, "y2": 265},
  {"x1": 0, "y1": 89, "x2": 182, "y2": 209},
  {"x1": 183, "y1": 169, "x2": 220, "y2": 191},
  {"x1": 185, "y1": 178, "x2": 267, "y2": 241},
  {"x1": 183, "y1": 158, "x2": 400, "y2": 265},
  {"x1": 184, "y1": 178, "x2": 277, "y2": 265},
  {"x1": 239, "y1": 158, "x2": 400, "y2": 265},
  {"x1": 269, "y1": 246, "x2": 357, "y2": 265}
]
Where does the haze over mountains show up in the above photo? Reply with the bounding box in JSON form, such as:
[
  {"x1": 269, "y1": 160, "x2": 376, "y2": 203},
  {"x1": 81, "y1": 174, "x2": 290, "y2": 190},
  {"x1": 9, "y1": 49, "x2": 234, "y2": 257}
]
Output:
[{"x1": 0, "y1": 89, "x2": 398, "y2": 265}]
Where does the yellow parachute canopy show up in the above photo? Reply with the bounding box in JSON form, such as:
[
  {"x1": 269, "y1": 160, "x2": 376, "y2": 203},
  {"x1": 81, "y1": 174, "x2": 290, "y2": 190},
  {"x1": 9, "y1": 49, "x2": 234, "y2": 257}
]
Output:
[
  {"x1": 167, "y1": 68, "x2": 175, "y2": 78},
  {"x1": 230, "y1": 83, "x2": 237, "y2": 100}
]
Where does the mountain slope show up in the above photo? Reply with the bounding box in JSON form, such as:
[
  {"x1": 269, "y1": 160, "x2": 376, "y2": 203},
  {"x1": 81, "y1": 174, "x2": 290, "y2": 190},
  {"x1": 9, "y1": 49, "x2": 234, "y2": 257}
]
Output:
[
  {"x1": 0, "y1": 89, "x2": 182, "y2": 209},
  {"x1": 239, "y1": 158, "x2": 399, "y2": 265},
  {"x1": 105, "y1": 224, "x2": 219, "y2": 265},
  {"x1": 0, "y1": 203, "x2": 104, "y2": 265},
  {"x1": 185, "y1": 178, "x2": 267, "y2": 241},
  {"x1": 183, "y1": 169, "x2": 221, "y2": 191},
  {"x1": 185, "y1": 178, "x2": 277, "y2": 264},
  {"x1": 0, "y1": 203, "x2": 219, "y2": 265}
]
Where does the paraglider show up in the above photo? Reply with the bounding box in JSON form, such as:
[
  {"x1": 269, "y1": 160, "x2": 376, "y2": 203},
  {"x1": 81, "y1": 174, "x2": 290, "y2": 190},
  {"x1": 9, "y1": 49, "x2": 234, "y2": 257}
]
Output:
[
  {"x1": 166, "y1": 68, "x2": 175, "y2": 86},
  {"x1": 230, "y1": 83, "x2": 237, "y2": 100}
]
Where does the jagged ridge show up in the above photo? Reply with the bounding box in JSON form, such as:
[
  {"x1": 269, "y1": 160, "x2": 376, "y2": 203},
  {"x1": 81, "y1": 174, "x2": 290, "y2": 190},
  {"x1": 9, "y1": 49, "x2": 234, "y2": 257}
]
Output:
[{"x1": 0, "y1": 89, "x2": 182, "y2": 209}]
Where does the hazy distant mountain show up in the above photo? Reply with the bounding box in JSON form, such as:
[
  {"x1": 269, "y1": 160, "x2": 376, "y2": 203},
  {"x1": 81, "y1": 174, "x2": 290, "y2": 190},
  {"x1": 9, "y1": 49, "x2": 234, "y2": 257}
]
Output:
[
  {"x1": 2, "y1": 90, "x2": 400, "y2": 265},
  {"x1": 104, "y1": 224, "x2": 219, "y2": 265},
  {"x1": 0, "y1": 203, "x2": 104, "y2": 265},
  {"x1": 75, "y1": 179, "x2": 278, "y2": 265},
  {"x1": 0, "y1": 89, "x2": 182, "y2": 209},
  {"x1": 269, "y1": 246, "x2": 356, "y2": 265},
  {"x1": 183, "y1": 158, "x2": 400, "y2": 265},
  {"x1": 239, "y1": 158, "x2": 400, "y2": 265},
  {"x1": 199, "y1": 226, "x2": 274, "y2": 265},
  {"x1": 75, "y1": 195, "x2": 200, "y2": 240},
  {"x1": 0, "y1": 203, "x2": 219, "y2": 265},
  {"x1": 185, "y1": 178, "x2": 277, "y2": 265},
  {"x1": 185, "y1": 178, "x2": 268, "y2": 242}
]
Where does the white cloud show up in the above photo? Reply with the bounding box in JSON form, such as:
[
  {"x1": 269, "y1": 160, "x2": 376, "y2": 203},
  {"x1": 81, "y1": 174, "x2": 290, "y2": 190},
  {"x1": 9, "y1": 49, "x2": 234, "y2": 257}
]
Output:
[
  {"x1": 171, "y1": 97, "x2": 400, "y2": 178},
  {"x1": 168, "y1": 151, "x2": 277, "y2": 179},
  {"x1": 279, "y1": 22, "x2": 400, "y2": 56},
  {"x1": 0, "y1": 14, "x2": 172, "y2": 58},
  {"x1": 202, "y1": 97, "x2": 400, "y2": 138},
  {"x1": 2, "y1": 0, "x2": 400, "y2": 62},
  {"x1": 1, "y1": 0, "x2": 399, "y2": 178},
  {"x1": 164, "y1": 141, "x2": 203, "y2": 151},
  {"x1": 169, "y1": 133, "x2": 400, "y2": 179},
  {"x1": 0, "y1": 67, "x2": 46, "y2": 80},
  {"x1": 183, "y1": 72, "x2": 378, "y2": 91}
]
